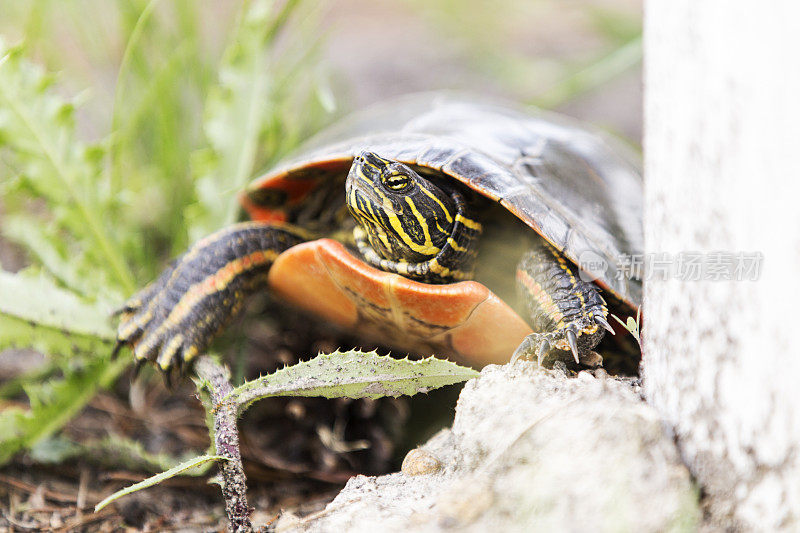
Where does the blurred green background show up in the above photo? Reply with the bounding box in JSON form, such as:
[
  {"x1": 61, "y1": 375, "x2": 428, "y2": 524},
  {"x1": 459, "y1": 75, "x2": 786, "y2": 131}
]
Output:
[{"x1": 0, "y1": 0, "x2": 641, "y2": 274}]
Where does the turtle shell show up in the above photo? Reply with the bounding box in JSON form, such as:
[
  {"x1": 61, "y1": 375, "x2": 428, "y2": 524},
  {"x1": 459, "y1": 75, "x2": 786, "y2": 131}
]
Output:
[{"x1": 241, "y1": 94, "x2": 642, "y2": 365}]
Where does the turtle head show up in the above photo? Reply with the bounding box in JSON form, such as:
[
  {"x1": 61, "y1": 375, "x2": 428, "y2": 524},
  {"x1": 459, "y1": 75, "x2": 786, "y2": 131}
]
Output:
[{"x1": 346, "y1": 151, "x2": 456, "y2": 263}]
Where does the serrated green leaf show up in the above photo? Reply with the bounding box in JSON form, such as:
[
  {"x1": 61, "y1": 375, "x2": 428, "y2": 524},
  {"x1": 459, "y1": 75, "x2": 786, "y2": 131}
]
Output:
[
  {"x1": 0, "y1": 356, "x2": 128, "y2": 465},
  {"x1": 2, "y1": 215, "x2": 120, "y2": 300},
  {"x1": 0, "y1": 40, "x2": 135, "y2": 294},
  {"x1": 0, "y1": 269, "x2": 117, "y2": 356},
  {"x1": 0, "y1": 360, "x2": 60, "y2": 399},
  {"x1": 95, "y1": 454, "x2": 227, "y2": 512},
  {"x1": 231, "y1": 350, "x2": 479, "y2": 413}
]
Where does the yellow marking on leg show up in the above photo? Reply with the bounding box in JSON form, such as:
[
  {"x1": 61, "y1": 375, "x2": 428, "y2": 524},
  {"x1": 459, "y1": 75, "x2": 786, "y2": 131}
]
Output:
[
  {"x1": 184, "y1": 345, "x2": 200, "y2": 363},
  {"x1": 171, "y1": 249, "x2": 280, "y2": 323},
  {"x1": 516, "y1": 269, "x2": 566, "y2": 326},
  {"x1": 139, "y1": 249, "x2": 280, "y2": 359},
  {"x1": 157, "y1": 334, "x2": 184, "y2": 369},
  {"x1": 455, "y1": 213, "x2": 482, "y2": 231},
  {"x1": 186, "y1": 221, "x2": 273, "y2": 264},
  {"x1": 124, "y1": 295, "x2": 143, "y2": 310},
  {"x1": 118, "y1": 308, "x2": 153, "y2": 340},
  {"x1": 544, "y1": 243, "x2": 596, "y2": 322},
  {"x1": 123, "y1": 221, "x2": 301, "y2": 344}
]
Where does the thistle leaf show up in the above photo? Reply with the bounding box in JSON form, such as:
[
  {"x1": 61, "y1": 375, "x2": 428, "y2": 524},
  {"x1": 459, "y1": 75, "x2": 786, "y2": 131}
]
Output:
[
  {"x1": 231, "y1": 350, "x2": 479, "y2": 413},
  {"x1": 0, "y1": 41, "x2": 135, "y2": 294},
  {"x1": 2, "y1": 215, "x2": 99, "y2": 298},
  {"x1": 0, "y1": 269, "x2": 117, "y2": 356},
  {"x1": 0, "y1": 356, "x2": 128, "y2": 465}
]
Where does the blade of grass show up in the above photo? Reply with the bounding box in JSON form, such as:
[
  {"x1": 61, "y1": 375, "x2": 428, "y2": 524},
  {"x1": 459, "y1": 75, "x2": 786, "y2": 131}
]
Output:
[
  {"x1": 220, "y1": 0, "x2": 306, "y2": 227},
  {"x1": 530, "y1": 35, "x2": 642, "y2": 109},
  {"x1": 94, "y1": 454, "x2": 227, "y2": 512},
  {"x1": 108, "y1": 0, "x2": 163, "y2": 193}
]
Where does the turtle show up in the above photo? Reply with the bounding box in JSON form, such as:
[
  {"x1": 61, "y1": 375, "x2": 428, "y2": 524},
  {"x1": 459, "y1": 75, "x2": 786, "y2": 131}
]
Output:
[{"x1": 115, "y1": 94, "x2": 642, "y2": 374}]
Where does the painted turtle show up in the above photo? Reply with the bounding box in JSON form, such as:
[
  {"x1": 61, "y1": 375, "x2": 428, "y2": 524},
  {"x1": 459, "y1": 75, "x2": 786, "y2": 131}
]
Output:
[{"x1": 115, "y1": 94, "x2": 642, "y2": 371}]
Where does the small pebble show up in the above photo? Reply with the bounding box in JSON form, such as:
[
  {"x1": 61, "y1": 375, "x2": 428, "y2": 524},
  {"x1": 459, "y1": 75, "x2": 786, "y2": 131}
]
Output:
[{"x1": 401, "y1": 448, "x2": 442, "y2": 476}]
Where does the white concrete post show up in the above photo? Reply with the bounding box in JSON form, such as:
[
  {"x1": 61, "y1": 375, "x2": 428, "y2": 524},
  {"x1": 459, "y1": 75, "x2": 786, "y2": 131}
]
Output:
[{"x1": 644, "y1": 2, "x2": 800, "y2": 529}]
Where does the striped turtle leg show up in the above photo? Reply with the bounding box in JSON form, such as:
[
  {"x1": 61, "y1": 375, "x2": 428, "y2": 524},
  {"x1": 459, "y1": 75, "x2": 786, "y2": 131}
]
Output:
[
  {"x1": 115, "y1": 222, "x2": 309, "y2": 371},
  {"x1": 512, "y1": 240, "x2": 614, "y2": 366}
]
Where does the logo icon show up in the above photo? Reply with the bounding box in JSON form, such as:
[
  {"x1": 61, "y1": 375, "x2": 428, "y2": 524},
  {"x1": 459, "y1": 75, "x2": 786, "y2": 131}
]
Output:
[{"x1": 577, "y1": 250, "x2": 609, "y2": 282}]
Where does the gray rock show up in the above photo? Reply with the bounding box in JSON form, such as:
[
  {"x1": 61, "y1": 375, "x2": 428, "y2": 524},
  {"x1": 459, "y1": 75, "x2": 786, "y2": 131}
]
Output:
[{"x1": 275, "y1": 362, "x2": 699, "y2": 532}]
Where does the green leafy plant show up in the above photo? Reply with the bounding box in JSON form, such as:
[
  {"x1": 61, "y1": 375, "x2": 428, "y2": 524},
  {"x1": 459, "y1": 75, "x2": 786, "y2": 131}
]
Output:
[
  {"x1": 0, "y1": 0, "x2": 333, "y2": 464},
  {"x1": 96, "y1": 350, "x2": 477, "y2": 514},
  {"x1": 612, "y1": 306, "x2": 642, "y2": 347},
  {"x1": 0, "y1": 37, "x2": 131, "y2": 463}
]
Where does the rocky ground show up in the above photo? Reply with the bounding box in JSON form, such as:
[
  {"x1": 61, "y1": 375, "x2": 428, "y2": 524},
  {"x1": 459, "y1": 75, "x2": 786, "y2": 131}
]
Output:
[{"x1": 273, "y1": 362, "x2": 699, "y2": 532}]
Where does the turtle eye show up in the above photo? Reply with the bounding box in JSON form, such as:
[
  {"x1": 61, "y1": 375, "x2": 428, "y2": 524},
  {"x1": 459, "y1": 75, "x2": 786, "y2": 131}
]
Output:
[{"x1": 383, "y1": 173, "x2": 412, "y2": 191}]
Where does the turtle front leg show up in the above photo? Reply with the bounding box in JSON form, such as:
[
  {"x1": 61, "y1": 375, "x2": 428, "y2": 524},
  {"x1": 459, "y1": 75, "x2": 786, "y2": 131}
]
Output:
[
  {"x1": 115, "y1": 222, "x2": 309, "y2": 371},
  {"x1": 512, "y1": 240, "x2": 615, "y2": 367}
]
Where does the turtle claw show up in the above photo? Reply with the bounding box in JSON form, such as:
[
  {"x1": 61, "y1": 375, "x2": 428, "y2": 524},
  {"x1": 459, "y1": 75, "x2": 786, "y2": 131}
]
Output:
[
  {"x1": 156, "y1": 334, "x2": 185, "y2": 372},
  {"x1": 513, "y1": 315, "x2": 610, "y2": 368},
  {"x1": 131, "y1": 357, "x2": 148, "y2": 381},
  {"x1": 566, "y1": 329, "x2": 580, "y2": 364},
  {"x1": 115, "y1": 271, "x2": 195, "y2": 376},
  {"x1": 536, "y1": 340, "x2": 551, "y2": 366},
  {"x1": 510, "y1": 336, "x2": 531, "y2": 364},
  {"x1": 595, "y1": 315, "x2": 615, "y2": 335},
  {"x1": 510, "y1": 334, "x2": 552, "y2": 366},
  {"x1": 111, "y1": 339, "x2": 125, "y2": 359}
]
